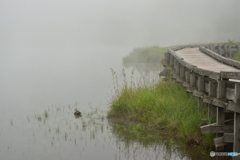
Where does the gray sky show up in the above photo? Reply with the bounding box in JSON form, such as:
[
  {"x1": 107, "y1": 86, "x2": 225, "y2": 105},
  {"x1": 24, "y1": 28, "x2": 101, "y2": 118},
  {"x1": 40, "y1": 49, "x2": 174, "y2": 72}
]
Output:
[{"x1": 0, "y1": 0, "x2": 240, "y2": 47}]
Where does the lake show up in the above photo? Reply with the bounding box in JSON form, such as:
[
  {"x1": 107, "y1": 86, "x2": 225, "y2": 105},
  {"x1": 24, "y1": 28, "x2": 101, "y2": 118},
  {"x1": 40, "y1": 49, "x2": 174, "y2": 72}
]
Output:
[{"x1": 0, "y1": 45, "x2": 215, "y2": 160}]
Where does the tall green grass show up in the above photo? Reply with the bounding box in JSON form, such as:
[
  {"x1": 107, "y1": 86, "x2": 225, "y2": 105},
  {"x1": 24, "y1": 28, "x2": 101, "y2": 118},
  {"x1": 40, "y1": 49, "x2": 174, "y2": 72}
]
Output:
[{"x1": 108, "y1": 69, "x2": 214, "y2": 150}]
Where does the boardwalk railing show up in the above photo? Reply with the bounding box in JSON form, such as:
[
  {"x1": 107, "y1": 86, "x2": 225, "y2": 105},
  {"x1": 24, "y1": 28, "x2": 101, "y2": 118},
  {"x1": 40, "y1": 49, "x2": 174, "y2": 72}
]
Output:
[
  {"x1": 160, "y1": 44, "x2": 240, "y2": 158},
  {"x1": 204, "y1": 43, "x2": 240, "y2": 58}
]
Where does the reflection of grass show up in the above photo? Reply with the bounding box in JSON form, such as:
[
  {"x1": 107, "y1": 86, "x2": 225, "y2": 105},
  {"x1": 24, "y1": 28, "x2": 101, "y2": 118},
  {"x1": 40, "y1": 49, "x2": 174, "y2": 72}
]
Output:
[
  {"x1": 44, "y1": 110, "x2": 48, "y2": 118},
  {"x1": 108, "y1": 69, "x2": 213, "y2": 152},
  {"x1": 37, "y1": 115, "x2": 42, "y2": 121}
]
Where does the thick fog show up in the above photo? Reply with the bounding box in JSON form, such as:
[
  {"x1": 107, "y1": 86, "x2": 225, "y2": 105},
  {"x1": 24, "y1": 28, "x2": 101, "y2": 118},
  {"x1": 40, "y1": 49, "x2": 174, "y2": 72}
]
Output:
[
  {"x1": 0, "y1": 0, "x2": 240, "y2": 108},
  {"x1": 1, "y1": 0, "x2": 240, "y2": 48}
]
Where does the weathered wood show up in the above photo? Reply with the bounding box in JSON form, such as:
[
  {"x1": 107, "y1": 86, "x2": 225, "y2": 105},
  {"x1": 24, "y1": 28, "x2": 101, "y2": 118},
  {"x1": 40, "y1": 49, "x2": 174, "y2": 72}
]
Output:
[
  {"x1": 190, "y1": 72, "x2": 196, "y2": 87},
  {"x1": 163, "y1": 44, "x2": 240, "y2": 153},
  {"x1": 224, "y1": 133, "x2": 234, "y2": 143},
  {"x1": 185, "y1": 70, "x2": 190, "y2": 84},
  {"x1": 226, "y1": 88, "x2": 236, "y2": 101},
  {"x1": 214, "y1": 137, "x2": 225, "y2": 147},
  {"x1": 201, "y1": 123, "x2": 233, "y2": 134},
  {"x1": 198, "y1": 97, "x2": 204, "y2": 110},
  {"x1": 234, "y1": 112, "x2": 240, "y2": 152},
  {"x1": 221, "y1": 72, "x2": 240, "y2": 80},
  {"x1": 226, "y1": 102, "x2": 240, "y2": 113},
  {"x1": 176, "y1": 61, "x2": 180, "y2": 76},
  {"x1": 214, "y1": 133, "x2": 234, "y2": 147},
  {"x1": 203, "y1": 96, "x2": 227, "y2": 108},
  {"x1": 180, "y1": 65, "x2": 185, "y2": 81},
  {"x1": 235, "y1": 83, "x2": 240, "y2": 104},
  {"x1": 234, "y1": 83, "x2": 240, "y2": 153},
  {"x1": 198, "y1": 76, "x2": 205, "y2": 92},
  {"x1": 217, "y1": 80, "x2": 226, "y2": 99},
  {"x1": 170, "y1": 55, "x2": 174, "y2": 67},
  {"x1": 204, "y1": 82, "x2": 210, "y2": 93}
]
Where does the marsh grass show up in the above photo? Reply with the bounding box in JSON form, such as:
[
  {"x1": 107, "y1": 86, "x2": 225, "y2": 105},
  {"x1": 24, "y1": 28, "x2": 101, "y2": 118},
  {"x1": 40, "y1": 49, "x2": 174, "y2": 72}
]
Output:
[
  {"x1": 108, "y1": 68, "x2": 214, "y2": 151},
  {"x1": 122, "y1": 46, "x2": 168, "y2": 64},
  {"x1": 233, "y1": 51, "x2": 240, "y2": 62}
]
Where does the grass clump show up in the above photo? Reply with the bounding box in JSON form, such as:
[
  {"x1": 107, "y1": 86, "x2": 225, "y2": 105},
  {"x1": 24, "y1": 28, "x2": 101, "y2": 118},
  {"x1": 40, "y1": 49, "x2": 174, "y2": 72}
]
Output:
[{"x1": 108, "y1": 69, "x2": 213, "y2": 151}]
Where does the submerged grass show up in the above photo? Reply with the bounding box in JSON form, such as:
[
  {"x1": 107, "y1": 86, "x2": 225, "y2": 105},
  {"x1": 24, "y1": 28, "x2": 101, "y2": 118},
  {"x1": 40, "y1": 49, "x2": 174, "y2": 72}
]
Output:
[{"x1": 108, "y1": 69, "x2": 214, "y2": 152}]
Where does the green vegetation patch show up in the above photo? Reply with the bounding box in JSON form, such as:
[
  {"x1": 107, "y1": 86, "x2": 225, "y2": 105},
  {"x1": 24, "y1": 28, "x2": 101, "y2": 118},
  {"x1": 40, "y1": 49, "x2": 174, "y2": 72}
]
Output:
[
  {"x1": 108, "y1": 75, "x2": 214, "y2": 151},
  {"x1": 122, "y1": 46, "x2": 169, "y2": 64},
  {"x1": 233, "y1": 51, "x2": 240, "y2": 62}
]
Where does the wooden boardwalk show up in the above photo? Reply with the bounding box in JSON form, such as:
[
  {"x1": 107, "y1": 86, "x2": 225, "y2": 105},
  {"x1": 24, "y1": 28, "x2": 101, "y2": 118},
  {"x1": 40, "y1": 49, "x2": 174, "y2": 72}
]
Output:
[
  {"x1": 160, "y1": 44, "x2": 240, "y2": 160},
  {"x1": 176, "y1": 48, "x2": 240, "y2": 73}
]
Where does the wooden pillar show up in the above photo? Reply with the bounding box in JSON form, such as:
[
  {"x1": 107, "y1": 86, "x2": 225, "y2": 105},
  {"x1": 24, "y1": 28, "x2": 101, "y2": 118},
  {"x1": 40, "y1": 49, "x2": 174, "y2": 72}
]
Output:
[
  {"x1": 186, "y1": 70, "x2": 190, "y2": 85},
  {"x1": 165, "y1": 52, "x2": 170, "y2": 65},
  {"x1": 176, "y1": 62, "x2": 180, "y2": 76},
  {"x1": 234, "y1": 83, "x2": 240, "y2": 153},
  {"x1": 180, "y1": 65, "x2": 185, "y2": 82},
  {"x1": 218, "y1": 44, "x2": 223, "y2": 56},
  {"x1": 170, "y1": 55, "x2": 174, "y2": 68},
  {"x1": 229, "y1": 45, "x2": 232, "y2": 58},
  {"x1": 174, "y1": 59, "x2": 177, "y2": 72},
  {"x1": 190, "y1": 72, "x2": 196, "y2": 87},
  {"x1": 209, "y1": 81, "x2": 217, "y2": 123},
  {"x1": 215, "y1": 80, "x2": 226, "y2": 152},
  {"x1": 198, "y1": 76, "x2": 205, "y2": 110}
]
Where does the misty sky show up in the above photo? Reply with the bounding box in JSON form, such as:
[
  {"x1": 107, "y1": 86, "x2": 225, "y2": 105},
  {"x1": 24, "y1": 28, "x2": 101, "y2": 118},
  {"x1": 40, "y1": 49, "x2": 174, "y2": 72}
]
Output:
[{"x1": 1, "y1": 0, "x2": 240, "y2": 48}]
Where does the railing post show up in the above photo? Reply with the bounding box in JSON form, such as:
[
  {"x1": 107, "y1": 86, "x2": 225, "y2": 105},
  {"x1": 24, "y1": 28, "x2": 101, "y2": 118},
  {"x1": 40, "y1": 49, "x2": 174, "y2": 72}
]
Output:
[
  {"x1": 216, "y1": 80, "x2": 226, "y2": 152},
  {"x1": 180, "y1": 65, "x2": 185, "y2": 82},
  {"x1": 198, "y1": 76, "x2": 205, "y2": 110},
  {"x1": 234, "y1": 83, "x2": 240, "y2": 154},
  {"x1": 190, "y1": 72, "x2": 196, "y2": 87},
  {"x1": 209, "y1": 81, "x2": 217, "y2": 123}
]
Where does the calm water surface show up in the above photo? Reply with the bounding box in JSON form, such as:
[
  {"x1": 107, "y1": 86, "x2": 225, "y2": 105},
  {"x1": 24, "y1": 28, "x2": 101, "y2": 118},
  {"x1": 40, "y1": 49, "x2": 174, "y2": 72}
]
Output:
[{"x1": 0, "y1": 45, "x2": 211, "y2": 160}]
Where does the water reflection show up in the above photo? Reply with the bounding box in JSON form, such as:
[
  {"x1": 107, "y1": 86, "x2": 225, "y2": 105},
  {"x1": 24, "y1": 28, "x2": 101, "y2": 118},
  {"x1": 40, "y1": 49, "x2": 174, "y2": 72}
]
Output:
[{"x1": 0, "y1": 62, "x2": 214, "y2": 160}]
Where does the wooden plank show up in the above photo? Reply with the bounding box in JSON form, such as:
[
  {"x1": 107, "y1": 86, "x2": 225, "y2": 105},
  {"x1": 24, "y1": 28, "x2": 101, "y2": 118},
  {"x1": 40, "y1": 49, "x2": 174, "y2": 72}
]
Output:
[
  {"x1": 199, "y1": 46, "x2": 223, "y2": 62},
  {"x1": 234, "y1": 112, "x2": 240, "y2": 152},
  {"x1": 170, "y1": 55, "x2": 174, "y2": 67},
  {"x1": 186, "y1": 70, "x2": 190, "y2": 84},
  {"x1": 217, "y1": 80, "x2": 226, "y2": 99},
  {"x1": 226, "y1": 102, "x2": 240, "y2": 113},
  {"x1": 180, "y1": 65, "x2": 185, "y2": 81},
  {"x1": 214, "y1": 137, "x2": 225, "y2": 147},
  {"x1": 236, "y1": 83, "x2": 240, "y2": 104},
  {"x1": 226, "y1": 88, "x2": 235, "y2": 101},
  {"x1": 234, "y1": 83, "x2": 240, "y2": 153},
  {"x1": 221, "y1": 72, "x2": 240, "y2": 80},
  {"x1": 205, "y1": 82, "x2": 210, "y2": 93},
  {"x1": 203, "y1": 96, "x2": 227, "y2": 108},
  {"x1": 193, "y1": 90, "x2": 205, "y2": 97},
  {"x1": 214, "y1": 133, "x2": 234, "y2": 147},
  {"x1": 190, "y1": 72, "x2": 196, "y2": 87},
  {"x1": 201, "y1": 123, "x2": 233, "y2": 134},
  {"x1": 224, "y1": 133, "x2": 234, "y2": 143}
]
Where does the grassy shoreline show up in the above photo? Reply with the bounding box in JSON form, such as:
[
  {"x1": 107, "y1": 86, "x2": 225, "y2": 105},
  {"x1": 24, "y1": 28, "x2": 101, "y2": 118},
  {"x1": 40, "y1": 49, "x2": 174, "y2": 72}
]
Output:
[
  {"x1": 108, "y1": 41, "x2": 240, "y2": 155},
  {"x1": 107, "y1": 68, "x2": 215, "y2": 153}
]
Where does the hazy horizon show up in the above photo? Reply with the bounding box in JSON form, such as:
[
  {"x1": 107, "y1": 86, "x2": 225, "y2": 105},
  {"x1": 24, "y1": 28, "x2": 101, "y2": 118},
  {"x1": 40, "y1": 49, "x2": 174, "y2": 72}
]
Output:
[{"x1": 1, "y1": 0, "x2": 240, "y2": 49}]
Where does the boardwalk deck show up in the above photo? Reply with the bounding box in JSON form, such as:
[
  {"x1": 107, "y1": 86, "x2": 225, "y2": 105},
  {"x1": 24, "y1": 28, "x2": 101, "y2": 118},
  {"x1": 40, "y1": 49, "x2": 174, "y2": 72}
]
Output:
[{"x1": 175, "y1": 48, "x2": 240, "y2": 73}]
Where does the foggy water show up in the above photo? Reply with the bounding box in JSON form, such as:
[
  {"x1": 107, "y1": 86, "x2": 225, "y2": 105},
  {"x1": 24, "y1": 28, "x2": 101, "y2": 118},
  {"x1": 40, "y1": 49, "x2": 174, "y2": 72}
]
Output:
[{"x1": 1, "y1": 0, "x2": 240, "y2": 159}]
